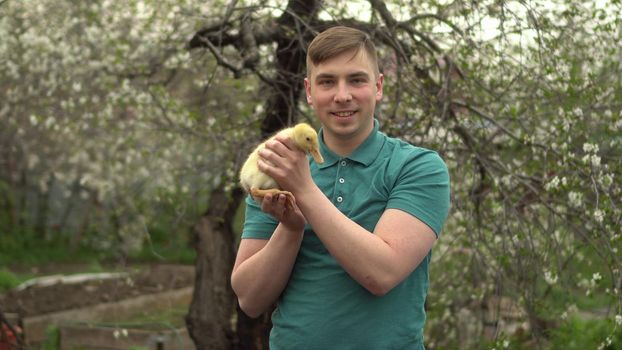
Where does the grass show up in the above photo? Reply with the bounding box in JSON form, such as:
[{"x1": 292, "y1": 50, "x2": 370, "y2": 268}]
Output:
[
  {"x1": 131, "y1": 237, "x2": 196, "y2": 265},
  {"x1": 41, "y1": 326, "x2": 60, "y2": 350},
  {"x1": 548, "y1": 317, "x2": 622, "y2": 350},
  {"x1": 0, "y1": 268, "x2": 23, "y2": 291},
  {"x1": 482, "y1": 317, "x2": 622, "y2": 350},
  {"x1": 0, "y1": 232, "x2": 104, "y2": 267},
  {"x1": 0, "y1": 232, "x2": 114, "y2": 292},
  {"x1": 0, "y1": 225, "x2": 196, "y2": 292},
  {"x1": 0, "y1": 225, "x2": 196, "y2": 267},
  {"x1": 97, "y1": 305, "x2": 189, "y2": 329}
]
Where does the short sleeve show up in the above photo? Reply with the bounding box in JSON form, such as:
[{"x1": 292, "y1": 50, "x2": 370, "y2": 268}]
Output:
[
  {"x1": 386, "y1": 150, "x2": 450, "y2": 236},
  {"x1": 241, "y1": 195, "x2": 278, "y2": 239}
]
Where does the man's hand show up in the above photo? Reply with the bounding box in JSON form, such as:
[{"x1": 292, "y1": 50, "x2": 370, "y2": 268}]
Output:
[
  {"x1": 260, "y1": 193, "x2": 306, "y2": 231},
  {"x1": 257, "y1": 135, "x2": 315, "y2": 197}
]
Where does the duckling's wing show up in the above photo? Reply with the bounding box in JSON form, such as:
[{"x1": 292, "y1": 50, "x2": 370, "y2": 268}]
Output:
[{"x1": 239, "y1": 147, "x2": 279, "y2": 192}]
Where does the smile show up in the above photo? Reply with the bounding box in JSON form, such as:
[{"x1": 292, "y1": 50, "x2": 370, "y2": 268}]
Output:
[{"x1": 332, "y1": 111, "x2": 356, "y2": 117}]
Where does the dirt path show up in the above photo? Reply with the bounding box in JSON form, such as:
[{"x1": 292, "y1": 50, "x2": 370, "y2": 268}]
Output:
[{"x1": 0, "y1": 264, "x2": 194, "y2": 316}]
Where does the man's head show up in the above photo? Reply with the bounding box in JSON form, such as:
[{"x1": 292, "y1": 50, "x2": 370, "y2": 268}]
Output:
[
  {"x1": 306, "y1": 26, "x2": 380, "y2": 78},
  {"x1": 304, "y1": 26, "x2": 384, "y2": 155}
]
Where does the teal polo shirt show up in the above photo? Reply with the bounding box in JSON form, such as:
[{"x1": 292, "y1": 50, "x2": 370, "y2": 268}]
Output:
[{"x1": 241, "y1": 119, "x2": 450, "y2": 349}]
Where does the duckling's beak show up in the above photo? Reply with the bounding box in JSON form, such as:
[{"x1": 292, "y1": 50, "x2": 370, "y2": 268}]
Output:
[{"x1": 311, "y1": 149, "x2": 324, "y2": 164}]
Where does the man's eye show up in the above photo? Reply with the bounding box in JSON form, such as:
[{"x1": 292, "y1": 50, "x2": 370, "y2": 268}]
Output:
[{"x1": 318, "y1": 80, "x2": 333, "y2": 86}]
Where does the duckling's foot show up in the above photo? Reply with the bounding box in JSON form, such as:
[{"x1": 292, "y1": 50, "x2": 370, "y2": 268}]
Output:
[{"x1": 251, "y1": 188, "x2": 296, "y2": 208}]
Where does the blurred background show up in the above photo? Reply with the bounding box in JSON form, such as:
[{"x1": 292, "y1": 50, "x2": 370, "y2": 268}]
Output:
[{"x1": 0, "y1": 0, "x2": 621, "y2": 349}]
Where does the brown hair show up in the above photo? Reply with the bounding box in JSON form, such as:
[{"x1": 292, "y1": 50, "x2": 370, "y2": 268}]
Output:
[{"x1": 306, "y1": 26, "x2": 379, "y2": 77}]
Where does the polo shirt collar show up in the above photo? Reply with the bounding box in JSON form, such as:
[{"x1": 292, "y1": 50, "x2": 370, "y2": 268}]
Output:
[{"x1": 317, "y1": 119, "x2": 384, "y2": 168}]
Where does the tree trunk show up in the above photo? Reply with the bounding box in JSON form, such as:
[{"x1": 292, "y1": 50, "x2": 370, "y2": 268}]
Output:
[
  {"x1": 235, "y1": 308, "x2": 272, "y2": 350},
  {"x1": 57, "y1": 179, "x2": 79, "y2": 236},
  {"x1": 186, "y1": 188, "x2": 242, "y2": 350},
  {"x1": 186, "y1": 1, "x2": 321, "y2": 349},
  {"x1": 34, "y1": 174, "x2": 53, "y2": 239},
  {"x1": 260, "y1": 0, "x2": 320, "y2": 136},
  {"x1": 17, "y1": 166, "x2": 27, "y2": 234},
  {"x1": 237, "y1": 2, "x2": 321, "y2": 349}
]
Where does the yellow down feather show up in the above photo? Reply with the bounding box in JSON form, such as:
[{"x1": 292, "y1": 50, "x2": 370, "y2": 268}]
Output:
[{"x1": 239, "y1": 123, "x2": 324, "y2": 204}]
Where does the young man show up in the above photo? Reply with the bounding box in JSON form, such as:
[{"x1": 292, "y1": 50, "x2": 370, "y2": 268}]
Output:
[{"x1": 231, "y1": 26, "x2": 450, "y2": 349}]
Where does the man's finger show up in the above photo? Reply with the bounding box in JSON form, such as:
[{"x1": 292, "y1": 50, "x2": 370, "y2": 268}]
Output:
[{"x1": 273, "y1": 135, "x2": 296, "y2": 150}]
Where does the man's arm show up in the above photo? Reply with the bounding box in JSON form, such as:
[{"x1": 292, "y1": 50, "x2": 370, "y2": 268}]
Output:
[
  {"x1": 296, "y1": 188, "x2": 436, "y2": 296},
  {"x1": 231, "y1": 194, "x2": 304, "y2": 317},
  {"x1": 258, "y1": 137, "x2": 439, "y2": 296}
]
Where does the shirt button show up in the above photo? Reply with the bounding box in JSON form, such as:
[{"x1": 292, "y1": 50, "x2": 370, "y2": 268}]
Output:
[
  {"x1": 339, "y1": 178, "x2": 345, "y2": 184},
  {"x1": 340, "y1": 160, "x2": 347, "y2": 166},
  {"x1": 336, "y1": 196, "x2": 343, "y2": 203}
]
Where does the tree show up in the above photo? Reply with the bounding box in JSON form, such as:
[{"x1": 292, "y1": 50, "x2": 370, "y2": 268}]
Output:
[
  {"x1": 0, "y1": 0, "x2": 259, "y2": 251},
  {"x1": 187, "y1": 0, "x2": 621, "y2": 348},
  {"x1": 1, "y1": 0, "x2": 620, "y2": 349}
]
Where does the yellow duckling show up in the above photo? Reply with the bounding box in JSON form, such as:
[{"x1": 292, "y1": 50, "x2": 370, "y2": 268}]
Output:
[{"x1": 239, "y1": 123, "x2": 324, "y2": 206}]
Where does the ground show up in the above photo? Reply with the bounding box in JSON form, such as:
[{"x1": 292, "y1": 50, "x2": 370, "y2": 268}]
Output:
[{"x1": 0, "y1": 264, "x2": 195, "y2": 317}]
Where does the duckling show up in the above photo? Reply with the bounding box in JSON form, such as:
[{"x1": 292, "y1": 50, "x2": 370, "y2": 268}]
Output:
[{"x1": 239, "y1": 123, "x2": 324, "y2": 207}]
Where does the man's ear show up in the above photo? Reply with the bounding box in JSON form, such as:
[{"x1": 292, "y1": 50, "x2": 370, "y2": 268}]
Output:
[
  {"x1": 304, "y1": 77, "x2": 313, "y2": 105},
  {"x1": 375, "y1": 73, "x2": 384, "y2": 101}
]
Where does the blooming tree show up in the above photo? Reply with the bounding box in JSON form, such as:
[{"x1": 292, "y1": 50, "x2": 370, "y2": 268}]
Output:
[
  {"x1": 373, "y1": 1, "x2": 622, "y2": 348},
  {"x1": 0, "y1": 0, "x2": 260, "y2": 252},
  {"x1": 1, "y1": 0, "x2": 621, "y2": 348},
  {"x1": 188, "y1": 0, "x2": 621, "y2": 348}
]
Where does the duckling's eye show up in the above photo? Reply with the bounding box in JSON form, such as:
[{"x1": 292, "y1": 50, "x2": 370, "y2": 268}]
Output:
[{"x1": 306, "y1": 137, "x2": 311, "y2": 141}]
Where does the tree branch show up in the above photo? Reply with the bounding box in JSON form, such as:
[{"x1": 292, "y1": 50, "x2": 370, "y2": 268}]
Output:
[{"x1": 197, "y1": 34, "x2": 243, "y2": 77}]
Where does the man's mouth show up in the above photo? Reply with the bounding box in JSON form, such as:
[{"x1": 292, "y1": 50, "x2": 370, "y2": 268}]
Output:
[{"x1": 331, "y1": 111, "x2": 356, "y2": 117}]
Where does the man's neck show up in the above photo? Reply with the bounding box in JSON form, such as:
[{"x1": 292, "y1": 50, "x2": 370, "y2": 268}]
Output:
[{"x1": 323, "y1": 123, "x2": 374, "y2": 157}]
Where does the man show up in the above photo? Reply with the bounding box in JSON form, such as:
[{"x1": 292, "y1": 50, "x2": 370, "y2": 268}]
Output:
[{"x1": 231, "y1": 26, "x2": 450, "y2": 349}]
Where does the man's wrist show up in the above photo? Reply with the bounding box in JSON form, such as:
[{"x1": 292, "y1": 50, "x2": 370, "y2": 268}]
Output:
[
  {"x1": 294, "y1": 184, "x2": 324, "y2": 211},
  {"x1": 277, "y1": 222, "x2": 305, "y2": 242},
  {"x1": 280, "y1": 220, "x2": 305, "y2": 232}
]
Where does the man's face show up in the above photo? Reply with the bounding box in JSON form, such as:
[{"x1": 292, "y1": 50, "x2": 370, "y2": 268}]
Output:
[{"x1": 304, "y1": 49, "x2": 384, "y2": 148}]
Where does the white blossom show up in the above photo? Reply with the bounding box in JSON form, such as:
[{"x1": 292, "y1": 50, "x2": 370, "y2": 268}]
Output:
[
  {"x1": 593, "y1": 209, "x2": 604, "y2": 223},
  {"x1": 604, "y1": 109, "x2": 612, "y2": 118},
  {"x1": 494, "y1": 235, "x2": 503, "y2": 245},
  {"x1": 544, "y1": 270, "x2": 558, "y2": 285},
  {"x1": 581, "y1": 154, "x2": 601, "y2": 167},
  {"x1": 498, "y1": 175, "x2": 511, "y2": 187},
  {"x1": 44, "y1": 116, "x2": 56, "y2": 129},
  {"x1": 568, "y1": 191, "x2": 583, "y2": 208},
  {"x1": 545, "y1": 176, "x2": 560, "y2": 191},
  {"x1": 591, "y1": 155, "x2": 601, "y2": 167},
  {"x1": 27, "y1": 154, "x2": 40, "y2": 169},
  {"x1": 592, "y1": 272, "x2": 602, "y2": 283},
  {"x1": 582, "y1": 143, "x2": 599, "y2": 153}
]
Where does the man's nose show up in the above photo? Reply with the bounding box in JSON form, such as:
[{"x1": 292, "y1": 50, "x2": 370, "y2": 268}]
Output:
[{"x1": 334, "y1": 81, "x2": 352, "y2": 103}]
